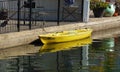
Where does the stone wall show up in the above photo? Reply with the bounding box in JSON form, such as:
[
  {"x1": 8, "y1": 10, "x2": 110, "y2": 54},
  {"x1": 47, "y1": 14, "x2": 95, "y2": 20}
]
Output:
[{"x1": 0, "y1": 16, "x2": 120, "y2": 49}]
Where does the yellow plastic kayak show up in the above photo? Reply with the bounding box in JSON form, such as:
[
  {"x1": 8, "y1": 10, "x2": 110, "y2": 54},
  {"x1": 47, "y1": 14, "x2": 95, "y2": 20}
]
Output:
[
  {"x1": 39, "y1": 37, "x2": 92, "y2": 54},
  {"x1": 39, "y1": 29, "x2": 92, "y2": 44}
]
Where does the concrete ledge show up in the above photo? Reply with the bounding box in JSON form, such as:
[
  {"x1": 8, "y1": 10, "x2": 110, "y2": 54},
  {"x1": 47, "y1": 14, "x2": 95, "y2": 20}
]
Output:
[{"x1": 0, "y1": 16, "x2": 120, "y2": 49}]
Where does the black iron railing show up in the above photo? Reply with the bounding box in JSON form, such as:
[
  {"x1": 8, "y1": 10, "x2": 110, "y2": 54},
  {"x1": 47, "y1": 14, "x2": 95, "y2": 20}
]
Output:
[{"x1": 0, "y1": 0, "x2": 82, "y2": 34}]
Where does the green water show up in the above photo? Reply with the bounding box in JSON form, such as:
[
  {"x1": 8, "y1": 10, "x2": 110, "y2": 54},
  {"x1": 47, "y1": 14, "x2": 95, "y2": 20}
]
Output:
[{"x1": 0, "y1": 27, "x2": 120, "y2": 72}]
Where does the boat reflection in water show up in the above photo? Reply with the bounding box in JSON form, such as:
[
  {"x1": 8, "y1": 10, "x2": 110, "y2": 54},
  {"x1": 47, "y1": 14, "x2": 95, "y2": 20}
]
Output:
[{"x1": 39, "y1": 37, "x2": 92, "y2": 54}]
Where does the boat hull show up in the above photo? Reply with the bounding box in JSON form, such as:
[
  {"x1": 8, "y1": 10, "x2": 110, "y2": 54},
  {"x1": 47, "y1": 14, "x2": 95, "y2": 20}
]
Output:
[
  {"x1": 39, "y1": 29, "x2": 92, "y2": 44},
  {"x1": 39, "y1": 37, "x2": 92, "y2": 54}
]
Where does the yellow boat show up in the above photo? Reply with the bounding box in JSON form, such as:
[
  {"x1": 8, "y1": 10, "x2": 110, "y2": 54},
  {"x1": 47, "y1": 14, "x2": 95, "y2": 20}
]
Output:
[
  {"x1": 39, "y1": 29, "x2": 92, "y2": 44},
  {"x1": 39, "y1": 37, "x2": 92, "y2": 54}
]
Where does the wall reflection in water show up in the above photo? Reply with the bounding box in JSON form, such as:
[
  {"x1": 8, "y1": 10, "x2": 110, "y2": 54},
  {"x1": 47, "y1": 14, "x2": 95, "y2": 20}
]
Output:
[
  {"x1": 89, "y1": 37, "x2": 120, "y2": 72},
  {"x1": 0, "y1": 37, "x2": 92, "y2": 72},
  {"x1": 0, "y1": 37, "x2": 120, "y2": 72}
]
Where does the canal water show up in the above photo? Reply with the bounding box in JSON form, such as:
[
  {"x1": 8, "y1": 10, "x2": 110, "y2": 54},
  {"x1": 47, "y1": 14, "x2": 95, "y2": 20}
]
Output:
[{"x1": 0, "y1": 27, "x2": 120, "y2": 72}]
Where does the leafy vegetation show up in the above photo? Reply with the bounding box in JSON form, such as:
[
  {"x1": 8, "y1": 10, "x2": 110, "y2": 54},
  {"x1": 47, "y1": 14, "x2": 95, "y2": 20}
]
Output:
[{"x1": 90, "y1": 0, "x2": 109, "y2": 10}]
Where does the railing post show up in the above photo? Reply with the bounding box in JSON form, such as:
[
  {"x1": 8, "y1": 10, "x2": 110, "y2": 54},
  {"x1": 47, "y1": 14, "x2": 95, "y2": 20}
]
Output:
[
  {"x1": 57, "y1": 0, "x2": 60, "y2": 26},
  {"x1": 17, "y1": 0, "x2": 20, "y2": 32},
  {"x1": 29, "y1": 0, "x2": 32, "y2": 30}
]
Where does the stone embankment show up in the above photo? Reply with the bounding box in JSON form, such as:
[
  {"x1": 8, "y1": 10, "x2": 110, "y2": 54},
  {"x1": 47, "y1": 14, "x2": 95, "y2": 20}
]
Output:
[{"x1": 0, "y1": 16, "x2": 120, "y2": 49}]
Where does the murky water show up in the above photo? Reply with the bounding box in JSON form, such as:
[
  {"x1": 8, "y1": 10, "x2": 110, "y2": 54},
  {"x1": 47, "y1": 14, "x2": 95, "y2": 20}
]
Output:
[{"x1": 0, "y1": 27, "x2": 120, "y2": 72}]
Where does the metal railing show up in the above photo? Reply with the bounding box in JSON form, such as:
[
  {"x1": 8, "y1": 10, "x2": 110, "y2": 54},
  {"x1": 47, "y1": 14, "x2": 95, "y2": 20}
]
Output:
[
  {"x1": 0, "y1": 0, "x2": 82, "y2": 34},
  {"x1": 0, "y1": 0, "x2": 59, "y2": 34}
]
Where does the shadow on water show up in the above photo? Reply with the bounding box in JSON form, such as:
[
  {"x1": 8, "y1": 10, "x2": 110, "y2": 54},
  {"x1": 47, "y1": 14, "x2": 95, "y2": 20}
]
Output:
[
  {"x1": 30, "y1": 39, "x2": 43, "y2": 46},
  {"x1": 1, "y1": 27, "x2": 120, "y2": 72},
  {"x1": 39, "y1": 37, "x2": 92, "y2": 54},
  {"x1": 0, "y1": 37, "x2": 92, "y2": 72},
  {"x1": 0, "y1": 36, "x2": 120, "y2": 72}
]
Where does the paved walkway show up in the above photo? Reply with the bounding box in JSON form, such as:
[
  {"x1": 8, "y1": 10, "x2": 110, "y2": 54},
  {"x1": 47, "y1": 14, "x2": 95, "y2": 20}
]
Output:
[
  {"x1": 0, "y1": 15, "x2": 120, "y2": 49},
  {"x1": 0, "y1": 14, "x2": 120, "y2": 34}
]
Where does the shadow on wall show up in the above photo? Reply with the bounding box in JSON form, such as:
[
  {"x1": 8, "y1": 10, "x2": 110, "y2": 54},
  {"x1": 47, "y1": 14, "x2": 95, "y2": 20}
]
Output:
[{"x1": 30, "y1": 39, "x2": 43, "y2": 46}]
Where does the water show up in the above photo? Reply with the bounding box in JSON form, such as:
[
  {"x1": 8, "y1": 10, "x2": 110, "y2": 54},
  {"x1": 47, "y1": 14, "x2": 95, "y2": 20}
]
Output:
[{"x1": 0, "y1": 27, "x2": 120, "y2": 72}]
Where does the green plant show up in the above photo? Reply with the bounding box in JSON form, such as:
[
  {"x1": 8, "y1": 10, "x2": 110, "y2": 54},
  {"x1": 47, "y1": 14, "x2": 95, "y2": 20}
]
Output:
[
  {"x1": 116, "y1": 0, "x2": 120, "y2": 3},
  {"x1": 90, "y1": 0, "x2": 109, "y2": 10},
  {"x1": 0, "y1": 8, "x2": 8, "y2": 20},
  {"x1": 0, "y1": 8, "x2": 8, "y2": 12}
]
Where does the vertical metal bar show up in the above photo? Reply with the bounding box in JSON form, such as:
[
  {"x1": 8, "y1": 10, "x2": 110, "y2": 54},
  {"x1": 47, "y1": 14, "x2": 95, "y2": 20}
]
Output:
[
  {"x1": 81, "y1": 0, "x2": 84, "y2": 21},
  {"x1": 17, "y1": 0, "x2": 20, "y2": 32},
  {"x1": 57, "y1": 0, "x2": 60, "y2": 26},
  {"x1": 24, "y1": 8, "x2": 26, "y2": 25},
  {"x1": 29, "y1": 0, "x2": 32, "y2": 30}
]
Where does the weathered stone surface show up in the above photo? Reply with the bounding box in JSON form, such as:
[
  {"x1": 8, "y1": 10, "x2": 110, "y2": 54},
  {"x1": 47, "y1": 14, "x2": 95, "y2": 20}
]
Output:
[{"x1": 0, "y1": 16, "x2": 120, "y2": 49}]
